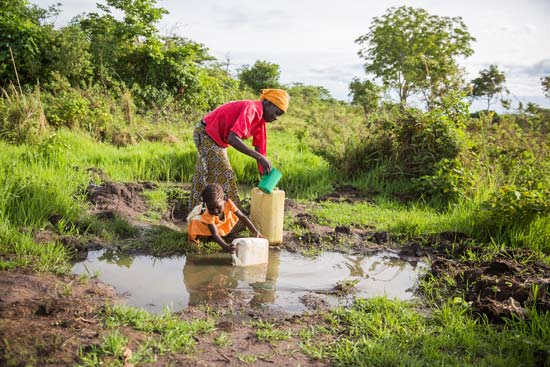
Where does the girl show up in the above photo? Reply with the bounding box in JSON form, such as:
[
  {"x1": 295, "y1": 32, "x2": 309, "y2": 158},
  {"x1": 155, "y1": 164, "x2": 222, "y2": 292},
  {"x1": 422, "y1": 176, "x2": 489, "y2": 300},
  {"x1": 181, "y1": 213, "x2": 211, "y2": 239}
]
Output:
[{"x1": 187, "y1": 183, "x2": 263, "y2": 252}]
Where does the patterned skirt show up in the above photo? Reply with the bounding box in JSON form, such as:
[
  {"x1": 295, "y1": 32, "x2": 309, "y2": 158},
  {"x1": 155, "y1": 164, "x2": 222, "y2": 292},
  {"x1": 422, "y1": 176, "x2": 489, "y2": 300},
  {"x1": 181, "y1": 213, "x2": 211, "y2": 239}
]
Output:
[{"x1": 188, "y1": 122, "x2": 241, "y2": 210}]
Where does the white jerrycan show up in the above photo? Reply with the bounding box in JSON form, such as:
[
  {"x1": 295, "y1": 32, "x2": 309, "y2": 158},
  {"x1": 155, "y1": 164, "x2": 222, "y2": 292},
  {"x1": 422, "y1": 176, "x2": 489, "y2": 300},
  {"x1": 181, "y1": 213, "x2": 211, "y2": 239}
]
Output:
[{"x1": 231, "y1": 237, "x2": 269, "y2": 266}]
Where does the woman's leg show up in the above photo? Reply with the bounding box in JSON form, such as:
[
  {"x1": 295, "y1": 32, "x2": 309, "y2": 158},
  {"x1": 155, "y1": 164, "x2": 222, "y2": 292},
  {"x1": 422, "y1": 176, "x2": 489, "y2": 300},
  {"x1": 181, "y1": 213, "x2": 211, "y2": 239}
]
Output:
[
  {"x1": 189, "y1": 123, "x2": 208, "y2": 210},
  {"x1": 188, "y1": 124, "x2": 241, "y2": 210}
]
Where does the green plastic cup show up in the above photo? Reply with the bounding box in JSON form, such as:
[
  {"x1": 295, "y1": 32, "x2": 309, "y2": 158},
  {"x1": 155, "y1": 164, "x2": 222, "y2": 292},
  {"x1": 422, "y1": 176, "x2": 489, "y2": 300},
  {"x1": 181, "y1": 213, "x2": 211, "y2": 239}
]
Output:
[{"x1": 258, "y1": 168, "x2": 282, "y2": 193}]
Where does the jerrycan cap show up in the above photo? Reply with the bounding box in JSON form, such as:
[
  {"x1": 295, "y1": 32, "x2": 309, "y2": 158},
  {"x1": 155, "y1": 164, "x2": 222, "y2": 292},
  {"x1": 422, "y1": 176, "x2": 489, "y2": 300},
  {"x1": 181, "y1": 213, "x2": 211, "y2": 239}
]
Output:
[{"x1": 258, "y1": 168, "x2": 282, "y2": 193}]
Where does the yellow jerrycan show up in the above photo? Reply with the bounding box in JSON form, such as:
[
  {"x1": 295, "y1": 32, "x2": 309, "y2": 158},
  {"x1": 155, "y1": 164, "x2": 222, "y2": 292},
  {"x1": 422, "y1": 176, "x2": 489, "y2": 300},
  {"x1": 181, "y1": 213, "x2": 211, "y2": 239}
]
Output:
[{"x1": 250, "y1": 187, "x2": 285, "y2": 244}]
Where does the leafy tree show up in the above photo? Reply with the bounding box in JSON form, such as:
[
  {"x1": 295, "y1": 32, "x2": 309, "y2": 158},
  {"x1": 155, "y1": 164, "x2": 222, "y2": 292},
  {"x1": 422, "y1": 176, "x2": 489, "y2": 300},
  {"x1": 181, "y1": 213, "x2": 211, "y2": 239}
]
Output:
[
  {"x1": 542, "y1": 76, "x2": 550, "y2": 100},
  {"x1": 77, "y1": 0, "x2": 219, "y2": 111},
  {"x1": 471, "y1": 65, "x2": 507, "y2": 112},
  {"x1": 49, "y1": 25, "x2": 93, "y2": 86},
  {"x1": 0, "y1": 0, "x2": 58, "y2": 86},
  {"x1": 76, "y1": 0, "x2": 169, "y2": 87},
  {"x1": 287, "y1": 83, "x2": 331, "y2": 102},
  {"x1": 355, "y1": 6, "x2": 475, "y2": 108},
  {"x1": 237, "y1": 60, "x2": 281, "y2": 94},
  {"x1": 348, "y1": 77, "x2": 382, "y2": 116},
  {"x1": 0, "y1": 1, "x2": 94, "y2": 88}
]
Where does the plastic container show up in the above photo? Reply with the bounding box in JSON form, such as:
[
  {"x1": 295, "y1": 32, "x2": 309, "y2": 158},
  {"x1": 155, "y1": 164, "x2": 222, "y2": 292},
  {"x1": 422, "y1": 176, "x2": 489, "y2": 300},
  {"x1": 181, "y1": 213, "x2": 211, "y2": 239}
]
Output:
[
  {"x1": 250, "y1": 187, "x2": 285, "y2": 244},
  {"x1": 258, "y1": 168, "x2": 282, "y2": 194},
  {"x1": 231, "y1": 237, "x2": 269, "y2": 266}
]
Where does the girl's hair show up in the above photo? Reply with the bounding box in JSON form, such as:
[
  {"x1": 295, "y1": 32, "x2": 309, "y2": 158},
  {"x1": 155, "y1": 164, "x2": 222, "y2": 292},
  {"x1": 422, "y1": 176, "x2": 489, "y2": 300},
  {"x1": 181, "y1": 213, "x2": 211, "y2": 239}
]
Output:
[{"x1": 201, "y1": 183, "x2": 224, "y2": 205}]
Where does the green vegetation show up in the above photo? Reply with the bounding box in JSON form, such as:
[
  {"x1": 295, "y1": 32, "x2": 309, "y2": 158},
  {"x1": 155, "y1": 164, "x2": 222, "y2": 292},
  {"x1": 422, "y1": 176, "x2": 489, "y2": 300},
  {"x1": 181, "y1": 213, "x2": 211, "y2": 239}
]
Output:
[
  {"x1": 308, "y1": 297, "x2": 550, "y2": 367},
  {"x1": 1, "y1": 1, "x2": 549, "y2": 366},
  {"x1": 77, "y1": 305, "x2": 215, "y2": 366},
  {"x1": 252, "y1": 320, "x2": 294, "y2": 342}
]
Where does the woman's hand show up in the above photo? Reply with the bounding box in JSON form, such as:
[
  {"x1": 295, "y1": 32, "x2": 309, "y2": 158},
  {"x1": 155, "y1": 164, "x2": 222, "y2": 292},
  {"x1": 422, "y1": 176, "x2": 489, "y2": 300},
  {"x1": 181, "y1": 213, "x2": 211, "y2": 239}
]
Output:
[{"x1": 257, "y1": 155, "x2": 272, "y2": 174}]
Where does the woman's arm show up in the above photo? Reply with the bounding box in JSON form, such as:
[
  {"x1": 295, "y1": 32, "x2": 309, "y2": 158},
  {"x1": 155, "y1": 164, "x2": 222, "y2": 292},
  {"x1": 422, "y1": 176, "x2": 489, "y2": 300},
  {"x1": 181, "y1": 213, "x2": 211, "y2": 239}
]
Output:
[
  {"x1": 207, "y1": 223, "x2": 235, "y2": 252},
  {"x1": 235, "y1": 210, "x2": 263, "y2": 238},
  {"x1": 227, "y1": 132, "x2": 272, "y2": 174}
]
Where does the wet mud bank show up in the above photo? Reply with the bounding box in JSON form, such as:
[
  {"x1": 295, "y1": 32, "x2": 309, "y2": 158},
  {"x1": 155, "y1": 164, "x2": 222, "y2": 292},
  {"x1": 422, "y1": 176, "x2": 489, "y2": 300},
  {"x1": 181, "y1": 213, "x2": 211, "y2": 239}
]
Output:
[
  {"x1": 0, "y1": 270, "x2": 119, "y2": 366},
  {"x1": 401, "y1": 237, "x2": 550, "y2": 322}
]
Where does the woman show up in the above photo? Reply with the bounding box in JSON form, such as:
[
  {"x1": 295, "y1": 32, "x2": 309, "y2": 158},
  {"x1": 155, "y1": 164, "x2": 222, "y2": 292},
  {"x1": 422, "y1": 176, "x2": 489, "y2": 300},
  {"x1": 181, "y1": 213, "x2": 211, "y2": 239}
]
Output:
[{"x1": 188, "y1": 88, "x2": 289, "y2": 210}]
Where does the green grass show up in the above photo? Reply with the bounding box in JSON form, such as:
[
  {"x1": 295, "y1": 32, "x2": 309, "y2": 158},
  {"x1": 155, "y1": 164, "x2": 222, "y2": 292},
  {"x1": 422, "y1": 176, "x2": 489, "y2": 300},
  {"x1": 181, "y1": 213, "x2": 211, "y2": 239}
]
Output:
[
  {"x1": 252, "y1": 320, "x2": 294, "y2": 342},
  {"x1": 76, "y1": 304, "x2": 217, "y2": 365},
  {"x1": 312, "y1": 198, "x2": 476, "y2": 238},
  {"x1": 213, "y1": 332, "x2": 233, "y2": 347},
  {"x1": 313, "y1": 297, "x2": 550, "y2": 367},
  {"x1": 0, "y1": 221, "x2": 70, "y2": 272}
]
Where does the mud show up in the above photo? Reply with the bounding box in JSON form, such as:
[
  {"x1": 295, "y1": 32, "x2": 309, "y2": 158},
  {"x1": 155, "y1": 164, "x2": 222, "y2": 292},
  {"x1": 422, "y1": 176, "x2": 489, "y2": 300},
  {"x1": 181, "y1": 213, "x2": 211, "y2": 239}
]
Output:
[
  {"x1": 0, "y1": 269, "x2": 327, "y2": 366},
  {"x1": 315, "y1": 184, "x2": 376, "y2": 204},
  {"x1": 3, "y1": 180, "x2": 549, "y2": 365},
  {"x1": 401, "y1": 238, "x2": 550, "y2": 322},
  {"x1": 0, "y1": 270, "x2": 119, "y2": 366},
  {"x1": 86, "y1": 181, "x2": 157, "y2": 220}
]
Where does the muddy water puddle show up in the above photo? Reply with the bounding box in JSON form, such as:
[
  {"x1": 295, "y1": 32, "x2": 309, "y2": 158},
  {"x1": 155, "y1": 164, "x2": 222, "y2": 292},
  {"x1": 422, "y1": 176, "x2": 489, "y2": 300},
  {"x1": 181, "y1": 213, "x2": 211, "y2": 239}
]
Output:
[{"x1": 72, "y1": 249, "x2": 427, "y2": 314}]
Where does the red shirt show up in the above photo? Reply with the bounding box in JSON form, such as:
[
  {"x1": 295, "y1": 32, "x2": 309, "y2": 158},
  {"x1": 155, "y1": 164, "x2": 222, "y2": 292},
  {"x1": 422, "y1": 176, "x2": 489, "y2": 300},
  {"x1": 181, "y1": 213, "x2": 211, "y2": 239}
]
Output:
[{"x1": 203, "y1": 100, "x2": 267, "y2": 157}]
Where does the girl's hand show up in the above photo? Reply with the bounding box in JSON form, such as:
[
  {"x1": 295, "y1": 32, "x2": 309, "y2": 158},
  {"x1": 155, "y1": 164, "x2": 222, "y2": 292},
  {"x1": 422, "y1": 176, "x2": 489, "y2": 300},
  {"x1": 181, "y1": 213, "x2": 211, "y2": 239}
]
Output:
[{"x1": 224, "y1": 243, "x2": 236, "y2": 253}]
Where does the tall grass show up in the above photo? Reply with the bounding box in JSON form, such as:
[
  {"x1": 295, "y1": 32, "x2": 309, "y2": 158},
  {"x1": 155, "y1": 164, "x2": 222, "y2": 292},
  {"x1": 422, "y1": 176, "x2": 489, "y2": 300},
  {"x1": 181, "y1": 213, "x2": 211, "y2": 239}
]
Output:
[
  {"x1": 0, "y1": 139, "x2": 88, "y2": 228},
  {"x1": 0, "y1": 85, "x2": 46, "y2": 144},
  {"x1": 57, "y1": 127, "x2": 333, "y2": 198}
]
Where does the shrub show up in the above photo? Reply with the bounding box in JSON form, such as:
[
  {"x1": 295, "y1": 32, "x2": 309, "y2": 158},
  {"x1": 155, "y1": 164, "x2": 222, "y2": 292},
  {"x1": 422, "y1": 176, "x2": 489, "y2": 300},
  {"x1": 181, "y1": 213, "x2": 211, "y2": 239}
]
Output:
[
  {"x1": 43, "y1": 89, "x2": 91, "y2": 128},
  {"x1": 413, "y1": 158, "x2": 472, "y2": 203},
  {"x1": 0, "y1": 85, "x2": 47, "y2": 144},
  {"x1": 477, "y1": 185, "x2": 550, "y2": 235},
  {"x1": 340, "y1": 106, "x2": 465, "y2": 194}
]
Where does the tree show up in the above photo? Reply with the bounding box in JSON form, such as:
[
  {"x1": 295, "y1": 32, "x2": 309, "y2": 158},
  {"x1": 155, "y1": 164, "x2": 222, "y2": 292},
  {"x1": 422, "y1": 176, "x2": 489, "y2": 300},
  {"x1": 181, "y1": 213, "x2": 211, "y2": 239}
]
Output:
[
  {"x1": 355, "y1": 6, "x2": 475, "y2": 108},
  {"x1": 348, "y1": 77, "x2": 382, "y2": 116},
  {"x1": 237, "y1": 60, "x2": 281, "y2": 94},
  {"x1": 471, "y1": 65, "x2": 507, "y2": 112},
  {"x1": 288, "y1": 83, "x2": 331, "y2": 102},
  {"x1": 77, "y1": 0, "x2": 169, "y2": 87},
  {"x1": 542, "y1": 76, "x2": 550, "y2": 100},
  {"x1": 0, "y1": 0, "x2": 58, "y2": 85},
  {"x1": 77, "y1": 0, "x2": 217, "y2": 110}
]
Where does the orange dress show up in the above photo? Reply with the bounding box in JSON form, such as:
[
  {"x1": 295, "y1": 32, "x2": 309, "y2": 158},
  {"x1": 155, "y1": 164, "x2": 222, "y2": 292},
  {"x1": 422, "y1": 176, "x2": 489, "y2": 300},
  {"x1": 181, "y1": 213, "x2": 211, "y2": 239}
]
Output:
[{"x1": 187, "y1": 199, "x2": 239, "y2": 242}]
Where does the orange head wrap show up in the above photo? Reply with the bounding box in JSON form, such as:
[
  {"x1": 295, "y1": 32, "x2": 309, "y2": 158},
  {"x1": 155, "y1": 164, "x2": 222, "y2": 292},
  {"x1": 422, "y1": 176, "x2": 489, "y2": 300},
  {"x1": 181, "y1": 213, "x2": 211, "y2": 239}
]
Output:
[{"x1": 259, "y1": 88, "x2": 290, "y2": 112}]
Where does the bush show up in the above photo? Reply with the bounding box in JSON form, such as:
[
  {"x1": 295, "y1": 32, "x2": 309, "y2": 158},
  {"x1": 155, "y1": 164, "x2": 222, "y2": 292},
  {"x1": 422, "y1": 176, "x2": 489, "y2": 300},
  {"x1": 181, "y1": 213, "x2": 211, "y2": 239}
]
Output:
[
  {"x1": 340, "y1": 106, "x2": 466, "y2": 197},
  {"x1": 43, "y1": 89, "x2": 90, "y2": 128},
  {"x1": 413, "y1": 158, "x2": 471, "y2": 203},
  {"x1": 0, "y1": 85, "x2": 47, "y2": 144},
  {"x1": 479, "y1": 185, "x2": 550, "y2": 229}
]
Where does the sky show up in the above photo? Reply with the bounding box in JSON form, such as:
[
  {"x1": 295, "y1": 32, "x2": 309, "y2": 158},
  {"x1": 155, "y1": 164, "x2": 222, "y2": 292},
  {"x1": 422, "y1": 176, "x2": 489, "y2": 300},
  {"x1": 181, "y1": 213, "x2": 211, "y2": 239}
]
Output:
[{"x1": 33, "y1": 0, "x2": 550, "y2": 108}]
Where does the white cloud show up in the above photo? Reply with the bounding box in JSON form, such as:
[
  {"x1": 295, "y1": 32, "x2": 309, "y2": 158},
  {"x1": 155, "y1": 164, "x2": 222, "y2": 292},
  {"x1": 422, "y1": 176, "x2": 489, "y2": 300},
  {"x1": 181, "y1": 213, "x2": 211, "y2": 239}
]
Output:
[
  {"x1": 31, "y1": 0, "x2": 550, "y2": 101},
  {"x1": 524, "y1": 24, "x2": 537, "y2": 34}
]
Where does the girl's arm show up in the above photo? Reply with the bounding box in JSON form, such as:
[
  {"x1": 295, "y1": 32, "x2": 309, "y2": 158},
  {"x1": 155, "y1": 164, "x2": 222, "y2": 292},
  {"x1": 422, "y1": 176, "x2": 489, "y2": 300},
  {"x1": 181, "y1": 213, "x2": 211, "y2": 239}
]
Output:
[
  {"x1": 235, "y1": 210, "x2": 264, "y2": 238},
  {"x1": 207, "y1": 223, "x2": 235, "y2": 252}
]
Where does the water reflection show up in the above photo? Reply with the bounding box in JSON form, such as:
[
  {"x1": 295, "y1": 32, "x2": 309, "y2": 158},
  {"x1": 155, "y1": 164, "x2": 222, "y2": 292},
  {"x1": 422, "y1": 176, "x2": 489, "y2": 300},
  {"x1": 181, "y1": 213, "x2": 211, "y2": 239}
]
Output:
[
  {"x1": 182, "y1": 251, "x2": 281, "y2": 306},
  {"x1": 72, "y1": 249, "x2": 427, "y2": 314},
  {"x1": 98, "y1": 248, "x2": 135, "y2": 268}
]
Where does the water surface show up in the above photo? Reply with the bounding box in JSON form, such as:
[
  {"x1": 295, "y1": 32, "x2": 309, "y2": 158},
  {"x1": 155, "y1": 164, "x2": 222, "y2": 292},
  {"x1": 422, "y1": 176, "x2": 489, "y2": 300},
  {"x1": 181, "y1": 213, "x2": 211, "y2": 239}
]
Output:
[{"x1": 72, "y1": 249, "x2": 427, "y2": 314}]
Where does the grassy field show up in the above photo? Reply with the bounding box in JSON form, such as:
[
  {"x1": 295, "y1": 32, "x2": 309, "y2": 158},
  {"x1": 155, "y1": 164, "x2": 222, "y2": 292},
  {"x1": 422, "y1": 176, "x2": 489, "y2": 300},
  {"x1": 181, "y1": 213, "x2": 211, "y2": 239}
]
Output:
[{"x1": 1, "y1": 89, "x2": 549, "y2": 366}]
